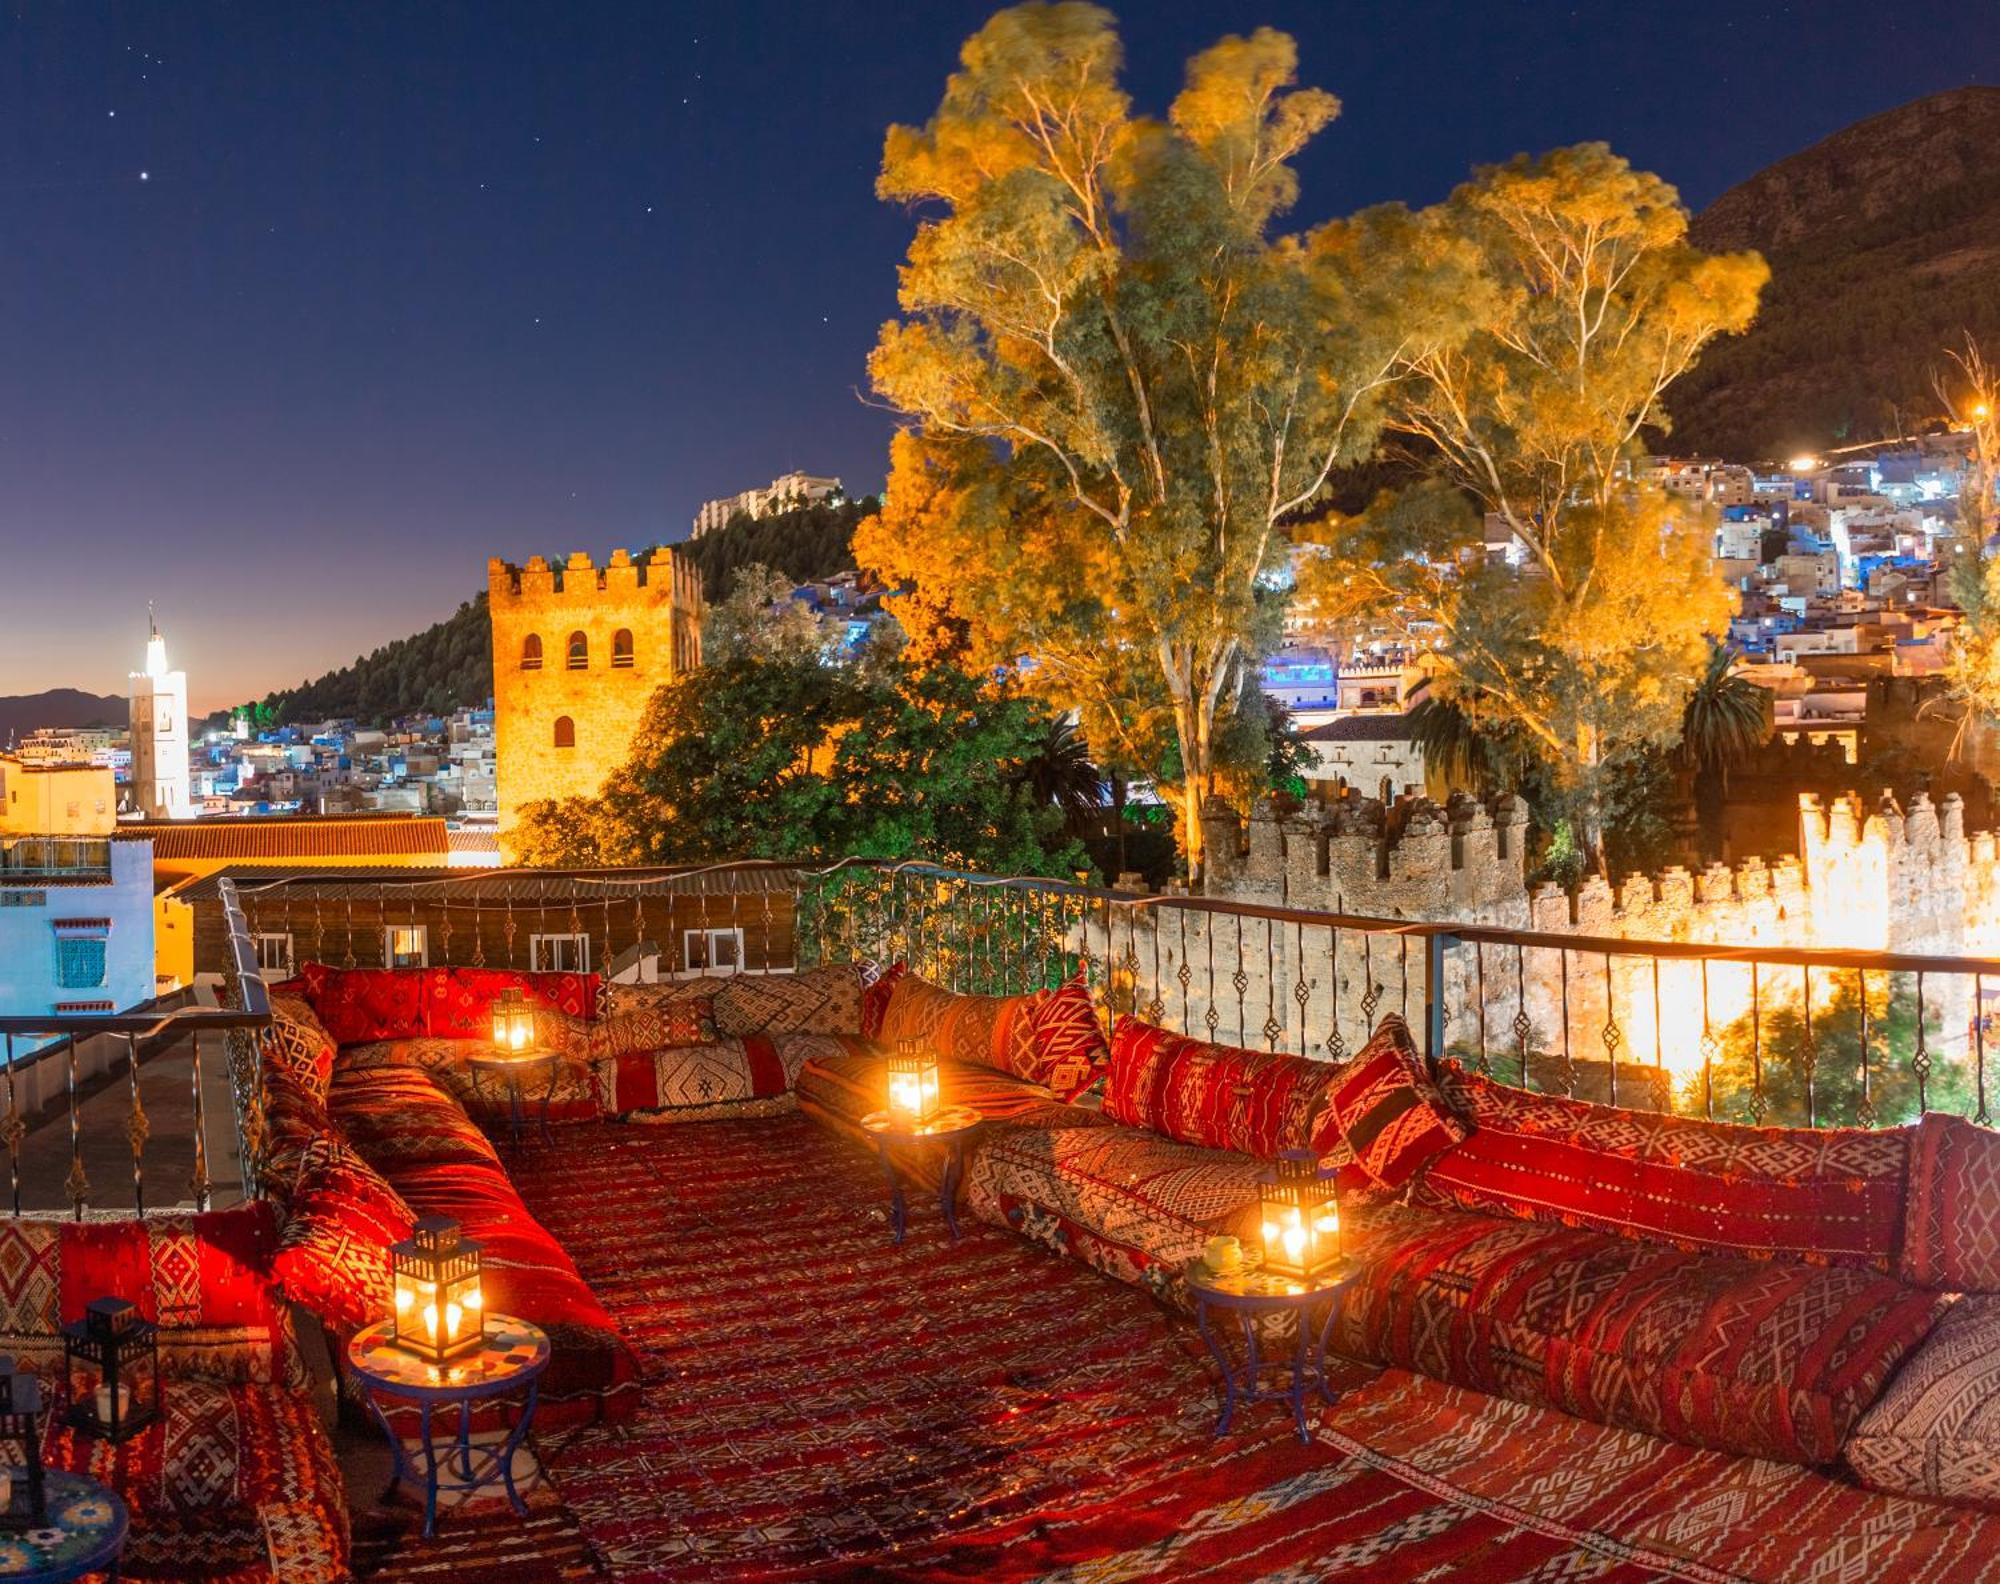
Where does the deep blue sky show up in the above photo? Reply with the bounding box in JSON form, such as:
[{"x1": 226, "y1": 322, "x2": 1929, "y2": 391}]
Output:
[{"x1": 4, "y1": 1, "x2": 1996, "y2": 709}]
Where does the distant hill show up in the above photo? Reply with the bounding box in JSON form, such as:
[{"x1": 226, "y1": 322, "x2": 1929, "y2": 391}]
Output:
[
  {"x1": 1665, "y1": 86, "x2": 2000, "y2": 460},
  {"x1": 676, "y1": 496, "x2": 878, "y2": 602},
  {"x1": 0, "y1": 689, "x2": 127, "y2": 744},
  {"x1": 243, "y1": 597, "x2": 492, "y2": 728}
]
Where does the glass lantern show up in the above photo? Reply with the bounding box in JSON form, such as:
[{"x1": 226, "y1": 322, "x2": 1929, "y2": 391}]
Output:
[
  {"x1": 391, "y1": 1216, "x2": 486, "y2": 1365},
  {"x1": 886, "y1": 1039, "x2": 942, "y2": 1128},
  {"x1": 0, "y1": 1356, "x2": 46, "y2": 1530},
  {"x1": 1258, "y1": 1150, "x2": 1343, "y2": 1287},
  {"x1": 61, "y1": 1296, "x2": 160, "y2": 1443},
  {"x1": 490, "y1": 987, "x2": 539, "y2": 1055}
]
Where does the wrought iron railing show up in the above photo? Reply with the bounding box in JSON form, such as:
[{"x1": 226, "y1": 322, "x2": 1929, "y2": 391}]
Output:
[{"x1": 0, "y1": 879, "x2": 269, "y2": 1219}]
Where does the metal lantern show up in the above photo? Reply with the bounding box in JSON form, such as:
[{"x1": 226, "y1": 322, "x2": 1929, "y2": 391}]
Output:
[
  {"x1": 1257, "y1": 1150, "x2": 1342, "y2": 1287},
  {"x1": 886, "y1": 1039, "x2": 942, "y2": 1128},
  {"x1": 391, "y1": 1215, "x2": 486, "y2": 1365},
  {"x1": 0, "y1": 1356, "x2": 46, "y2": 1530},
  {"x1": 61, "y1": 1296, "x2": 160, "y2": 1443},
  {"x1": 490, "y1": 987, "x2": 539, "y2": 1054}
]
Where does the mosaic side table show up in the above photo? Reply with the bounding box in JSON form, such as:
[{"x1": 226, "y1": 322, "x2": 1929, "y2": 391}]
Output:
[
  {"x1": 347, "y1": 1314, "x2": 550, "y2": 1539},
  {"x1": 464, "y1": 1051, "x2": 563, "y2": 1148},
  {"x1": 0, "y1": 1470, "x2": 127, "y2": 1583},
  {"x1": 1185, "y1": 1260, "x2": 1355, "y2": 1445},
  {"x1": 859, "y1": 1104, "x2": 983, "y2": 1245}
]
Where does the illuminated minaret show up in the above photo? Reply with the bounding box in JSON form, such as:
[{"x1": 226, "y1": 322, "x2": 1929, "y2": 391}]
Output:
[{"x1": 128, "y1": 604, "x2": 192, "y2": 819}]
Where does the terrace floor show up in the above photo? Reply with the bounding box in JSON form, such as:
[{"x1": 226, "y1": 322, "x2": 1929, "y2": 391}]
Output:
[{"x1": 337, "y1": 1116, "x2": 2000, "y2": 1584}]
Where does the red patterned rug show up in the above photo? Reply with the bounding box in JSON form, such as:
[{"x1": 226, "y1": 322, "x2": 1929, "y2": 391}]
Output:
[{"x1": 513, "y1": 1117, "x2": 2000, "y2": 1583}]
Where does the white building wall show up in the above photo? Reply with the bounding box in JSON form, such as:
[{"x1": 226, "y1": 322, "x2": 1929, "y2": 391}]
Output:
[{"x1": 0, "y1": 840, "x2": 157, "y2": 1050}]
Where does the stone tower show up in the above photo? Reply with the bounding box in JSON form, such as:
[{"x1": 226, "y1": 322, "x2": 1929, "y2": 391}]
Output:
[
  {"x1": 128, "y1": 605, "x2": 192, "y2": 819},
  {"x1": 489, "y1": 548, "x2": 703, "y2": 836}
]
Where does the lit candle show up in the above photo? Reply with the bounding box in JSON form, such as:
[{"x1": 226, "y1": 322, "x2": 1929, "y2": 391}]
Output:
[{"x1": 93, "y1": 1380, "x2": 130, "y2": 1426}]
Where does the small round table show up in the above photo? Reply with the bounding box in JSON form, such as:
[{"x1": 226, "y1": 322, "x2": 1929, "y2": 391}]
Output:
[
  {"x1": 859, "y1": 1104, "x2": 983, "y2": 1245},
  {"x1": 464, "y1": 1052, "x2": 563, "y2": 1147},
  {"x1": 1186, "y1": 1260, "x2": 1355, "y2": 1445},
  {"x1": 0, "y1": 1469, "x2": 127, "y2": 1582},
  {"x1": 347, "y1": 1314, "x2": 550, "y2": 1539}
]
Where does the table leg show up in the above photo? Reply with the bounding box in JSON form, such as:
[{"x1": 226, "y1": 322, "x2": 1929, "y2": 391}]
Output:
[
  {"x1": 538, "y1": 1061, "x2": 561, "y2": 1145},
  {"x1": 1290, "y1": 1299, "x2": 1313, "y2": 1444},
  {"x1": 457, "y1": 1397, "x2": 476, "y2": 1482},
  {"x1": 1316, "y1": 1289, "x2": 1344, "y2": 1405},
  {"x1": 419, "y1": 1399, "x2": 440, "y2": 1540},
  {"x1": 507, "y1": 1075, "x2": 527, "y2": 1149},
  {"x1": 939, "y1": 1139, "x2": 964, "y2": 1240},
  {"x1": 1193, "y1": 1298, "x2": 1237, "y2": 1439},
  {"x1": 497, "y1": 1378, "x2": 541, "y2": 1517},
  {"x1": 875, "y1": 1141, "x2": 907, "y2": 1244}
]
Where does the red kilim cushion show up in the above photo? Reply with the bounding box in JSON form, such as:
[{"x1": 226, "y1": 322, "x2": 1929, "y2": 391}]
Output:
[
  {"x1": 272, "y1": 1135, "x2": 416, "y2": 1331},
  {"x1": 860, "y1": 962, "x2": 906, "y2": 1040},
  {"x1": 297, "y1": 964, "x2": 429, "y2": 1046},
  {"x1": 1315, "y1": 1015, "x2": 1465, "y2": 1189},
  {"x1": 1025, "y1": 975, "x2": 1111, "y2": 1101},
  {"x1": 423, "y1": 966, "x2": 600, "y2": 1039},
  {"x1": 1104, "y1": 1016, "x2": 1339, "y2": 1160},
  {"x1": 1416, "y1": 1061, "x2": 1911, "y2": 1269},
  {"x1": 259, "y1": 996, "x2": 335, "y2": 1103},
  {"x1": 586, "y1": 997, "x2": 717, "y2": 1060},
  {"x1": 878, "y1": 975, "x2": 1044, "y2": 1081},
  {"x1": 713, "y1": 964, "x2": 866, "y2": 1038},
  {"x1": 1902, "y1": 1110, "x2": 2000, "y2": 1291}
]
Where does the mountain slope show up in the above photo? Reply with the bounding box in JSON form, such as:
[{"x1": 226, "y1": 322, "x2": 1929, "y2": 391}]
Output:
[
  {"x1": 1665, "y1": 86, "x2": 2000, "y2": 460},
  {"x1": 245, "y1": 597, "x2": 492, "y2": 727},
  {"x1": 675, "y1": 495, "x2": 877, "y2": 602},
  {"x1": 0, "y1": 689, "x2": 127, "y2": 744}
]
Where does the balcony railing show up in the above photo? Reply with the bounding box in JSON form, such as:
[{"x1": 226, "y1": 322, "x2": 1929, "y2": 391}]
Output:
[{"x1": 0, "y1": 837, "x2": 112, "y2": 881}]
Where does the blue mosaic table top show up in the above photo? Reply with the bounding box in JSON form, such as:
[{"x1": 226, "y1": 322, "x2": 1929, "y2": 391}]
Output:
[
  {"x1": 0, "y1": 1471, "x2": 127, "y2": 1582},
  {"x1": 347, "y1": 1314, "x2": 550, "y2": 1401}
]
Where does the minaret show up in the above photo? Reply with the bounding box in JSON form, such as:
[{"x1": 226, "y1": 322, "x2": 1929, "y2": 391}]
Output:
[{"x1": 128, "y1": 605, "x2": 192, "y2": 819}]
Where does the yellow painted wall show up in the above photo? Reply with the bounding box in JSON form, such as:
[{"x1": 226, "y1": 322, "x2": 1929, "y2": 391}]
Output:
[
  {"x1": 154, "y1": 891, "x2": 195, "y2": 992},
  {"x1": 0, "y1": 756, "x2": 117, "y2": 835}
]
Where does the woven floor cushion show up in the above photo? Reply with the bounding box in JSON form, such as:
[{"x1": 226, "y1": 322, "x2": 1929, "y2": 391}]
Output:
[
  {"x1": 1847, "y1": 1294, "x2": 2000, "y2": 1508},
  {"x1": 1903, "y1": 1112, "x2": 2000, "y2": 1291},
  {"x1": 965, "y1": 1121, "x2": 1260, "y2": 1307},
  {"x1": 591, "y1": 1032, "x2": 841, "y2": 1119},
  {"x1": 1335, "y1": 1201, "x2": 1943, "y2": 1467},
  {"x1": 328, "y1": 1066, "x2": 504, "y2": 1171}
]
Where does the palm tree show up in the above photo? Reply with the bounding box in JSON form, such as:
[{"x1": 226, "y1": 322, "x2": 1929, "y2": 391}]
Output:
[
  {"x1": 1678, "y1": 645, "x2": 1770, "y2": 860},
  {"x1": 1012, "y1": 717, "x2": 1105, "y2": 816}
]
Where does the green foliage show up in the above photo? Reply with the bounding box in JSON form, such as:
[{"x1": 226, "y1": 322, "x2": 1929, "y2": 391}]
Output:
[
  {"x1": 702, "y1": 564, "x2": 836, "y2": 666},
  {"x1": 509, "y1": 652, "x2": 1090, "y2": 878},
  {"x1": 238, "y1": 597, "x2": 492, "y2": 728},
  {"x1": 676, "y1": 498, "x2": 878, "y2": 603}
]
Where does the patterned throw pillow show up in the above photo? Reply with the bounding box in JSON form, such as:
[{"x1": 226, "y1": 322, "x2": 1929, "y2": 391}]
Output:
[
  {"x1": 1847, "y1": 1294, "x2": 2000, "y2": 1507},
  {"x1": 1024, "y1": 975, "x2": 1110, "y2": 1101},
  {"x1": 259, "y1": 996, "x2": 336, "y2": 1104},
  {"x1": 1104, "y1": 1016, "x2": 1341, "y2": 1160},
  {"x1": 297, "y1": 964, "x2": 429, "y2": 1046},
  {"x1": 860, "y1": 962, "x2": 906, "y2": 1040},
  {"x1": 1415, "y1": 1060, "x2": 1910, "y2": 1269},
  {"x1": 585, "y1": 996, "x2": 717, "y2": 1060},
  {"x1": 878, "y1": 975, "x2": 1044, "y2": 1082},
  {"x1": 599, "y1": 977, "x2": 723, "y2": 1019},
  {"x1": 423, "y1": 966, "x2": 600, "y2": 1039},
  {"x1": 1902, "y1": 1111, "x2": 2000, "y2": 1291},
  {"x1": 1313, "y1": 1015, "x2": 1465, "y2": 1190},
  {"x1": 713, "y1": 964, "x2": 867, "y2": 1038},
  {"x1": 272, "y1": 1135, "x2": 416, "y2": 1332}
]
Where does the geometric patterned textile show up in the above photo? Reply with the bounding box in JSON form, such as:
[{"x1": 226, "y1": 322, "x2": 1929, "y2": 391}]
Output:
[
  {"x1": 599, "y1": 976, "x2": 728, "y2": 1020},
  {"x1": 1103, "y1": 1015, "x2": 1342, "y2": 1160},
  {"x1": 1902, "y1": 1110, "x2": 2000, "y2": 1291},
  {"x1": 712, "y1": 964, "x2": 866, "y2": 1039},
  {"x1": 328, "y1": 1065, "x2": 504, "y2": 1171},
  {"x1": 296, "y1": 962, "x2": 431, "y2": 1045},
  {"x1": 256, "y1": 995, "x2": 335, "y2": 1104},
  {"x1": 421, "y1": 965, "x2": 600, "y2": 1038},
  {"x1": 1024, "y1": 974, "x2": 1111, "y2": 1101},
  {"x1": 1317, "y1": 1013, "x2": 1464, "y2": 1189},
  {"x1": 876, "y1": 974, "x2": 1046, "y2": 1084},
  {"x1": 859, "y1": 960, "x2": 905, "y2": 1039},
  {"x1": 584, "y1": 996, "x2": 717, "y2": 1059},
  {"x1": 1418, "y1": 1060, "x2": 1912, "y2": 1269},
  {"x1": 591, "y1": 1032, "x2": 824, "y2": 1119},
  {"x1": 1848, "y1": 1294, "x2": 2000, "y2": 1507},
  {"x1": 272, "y1": 1134, "x2": 415, "y2": 1330},
  {"x1": 1333, "y1": 1199, "x2": 1944, "y2": 1466}
]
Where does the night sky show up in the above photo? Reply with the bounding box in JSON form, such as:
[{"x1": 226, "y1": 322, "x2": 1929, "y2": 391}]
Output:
[{"x1": 5, "y1": 1, "x2": 1997, "y2": 712}]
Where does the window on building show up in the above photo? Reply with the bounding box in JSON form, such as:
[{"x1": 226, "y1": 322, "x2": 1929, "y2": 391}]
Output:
[
  {"x1": 521, "y1": 634, "x2": 543, "y2": 671},
  {"x1": 530, "y1": 933, "x2": 591, "y2": 973},
  {"x1": 612, "y1": 628, "x2": 634, "y2": 668},
  {"x1": 566, "y1": 631, "x2": 589, "y2": 669},
  {"x1": 52, "y1": 920, "x2": 110, "y2": 990},
  {"x1": 383, "y1": 925, "x2": 428, "y2": 970},
  {"x1": 553, "y1": 716, "x2": 576, "y2": 749},
  {"x1": 255, "y1": 933, "x2": 295, "y2": 976},
  {"x1": 53, "y1": 1001, "x2": 114, "y2": 1016},
  {"x1": 682, "y1": 926, "x2": 745, "y2": 976}
]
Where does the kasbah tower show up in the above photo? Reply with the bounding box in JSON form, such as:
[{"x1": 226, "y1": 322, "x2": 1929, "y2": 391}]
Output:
[{"x1": 488, "y1": 547, "x2": 704, "y2": 843}]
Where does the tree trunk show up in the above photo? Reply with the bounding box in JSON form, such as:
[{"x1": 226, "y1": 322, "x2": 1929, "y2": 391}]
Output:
[{"x1": 1112, "y1": 774, "x2": 1128, "y2": 877}]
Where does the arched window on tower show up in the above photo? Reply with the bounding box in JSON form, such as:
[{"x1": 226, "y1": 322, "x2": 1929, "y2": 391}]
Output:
[
  {"x1": 553, "y1": 716, "x2": 576, "y2": 749},
  {"x1": 520, "y1": 634, "x2": 543, "y2": 671},
  {"x1": 612, "y1": 628, "x2": 634, "y2": 668},
  {"x1": 566, "y1": 631, "x2": 588, "y2": 669}
]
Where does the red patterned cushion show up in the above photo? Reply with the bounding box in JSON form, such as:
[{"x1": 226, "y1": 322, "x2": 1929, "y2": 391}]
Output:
[
  {"x1": 1104, "y1": 1016, "x2": 1339, "y2": 1160},
  {"x1": 258, "y1": 996, "x2": 335, "y2": 1103},
  {"x1": 1026, "y1": 975, "x2": 1111, "y2": 1102},
  {"x1": 328, "y1": 1067, "x2": 502, "y2": 1171},
  {"x1": 297, "y1": 964, "x2": 429, "y2": 1045},
  {"x1": 261, "y1": 1081, "x2": 332, "y2": 1192},
  {"x1": 1314, "y1": 1015, "x2": 1464, "y2": 1189},
  {"x1": 1417, "y1": 1062, "x2": 1910, "y2": 1269},
  {"x1": 585, "y1": 997, "x2": 716, "y2": 1059},
  {"x1": 860, "y1": 962, "x2": 906, "y2": 1040},
  {"x1": 713, "y1": 964, "x2": 867, "y2": 1037},
  {"x1": 1337, "y1": 1201, "x2": 1943, "y2": 1466},
  {"x1": 273, "y1": 1136, "x2": 415, "y2": 1330},
  {"x1": 1902, "y1": 1111, "x2": 2000, "y2": 1291},
  {"x1": 423, "y1": 966, "x2": 600, "y2": 1039},
  {"x1": 878, "y1": 975, "x2": 1044, "y2": 1081},
  {"x1": 1846, "y1": 1294, "x2": 2000, "y2": 1507}
]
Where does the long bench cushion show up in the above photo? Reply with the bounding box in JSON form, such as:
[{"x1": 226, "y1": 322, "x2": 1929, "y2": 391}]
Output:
[
  {"x1": 374, "y1": 1156, "x2": 639, "y2": 1425},
  {"x1": 46, "y1": 1375, "x2": 348, "y2": 1583},
  {"x1": 1335, "y1": 1201, "x2": 1944, "y2": 1467},
  {"x1": 1415, "y1": 1061, "x2": 1911, "y2": 1270},
  {"x1": 592, "y1": 1032, "x2": 829, "y2": 1120},
  {"x1": 965, "y1": 1122, "x2": 1260, "y2": 1306},
  {"x1": 328, "y1": 1066, "x2": 505, "y2": 1170},
  {"x1": 878, "y1": 975, "x2": 1068, "y2": 1092},
  {"x1": 339, "y1": 1037, "x2": 602, "y2": 1123},
  {"x1": 1846, "y1": 1295, "x2": 2000, "y2": 1509},
  {"x1": 713, "y1": 964, "x2": 869, "y2": 1038},
  {"x1": 1903, "y1": 1111, "x2": 2000, "y2": 1291}
]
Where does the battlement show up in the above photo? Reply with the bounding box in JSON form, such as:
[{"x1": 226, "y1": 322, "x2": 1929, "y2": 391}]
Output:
[{"x1": 488, "y1": 547, "x2": 703, "y2": 610}]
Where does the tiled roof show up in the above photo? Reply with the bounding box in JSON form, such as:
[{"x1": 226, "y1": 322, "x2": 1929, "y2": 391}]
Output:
[
  {"x1": 1299, "y1": 714, "x2": 1419, "y2": 743},
  {"x1": 121, "y1": 816, "x2": 452, "y2": 861}
]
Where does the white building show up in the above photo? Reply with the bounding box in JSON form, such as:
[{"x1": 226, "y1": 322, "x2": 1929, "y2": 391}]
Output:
[
  {"x1": 692, "y1": 471, "x2": 843, "y2": 538},
  {"x1": 1298, "y1": 715, "x2": 1427, "y2": 801},
  {"x1": 0, "y1": 836, "x2": 158, "y2": 1047},
  {"x1": 127, "y1": 610, "x2": 192, "y2": 820}
]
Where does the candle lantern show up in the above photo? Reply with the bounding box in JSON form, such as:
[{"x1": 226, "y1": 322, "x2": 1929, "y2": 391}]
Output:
[
  {"x1": 0, "y1": 1356, "x2": 46, "y2": 1530},
  {"x1": 886, "y1": 1039, "x2": 942, "y2": 1128},
  {"x1": 391, "y1": 1215, "x2": 485, "y2": 1366},
  {"x1": 490, "y1": 988, "x2": 539, "y2": 1054},
  {"x1": 61, "y1": 1297, "x2": 159, "y2": 1443},
  {"x1": 1257, "y1": 1150, "x2": 1343, "y2": 1287}
]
